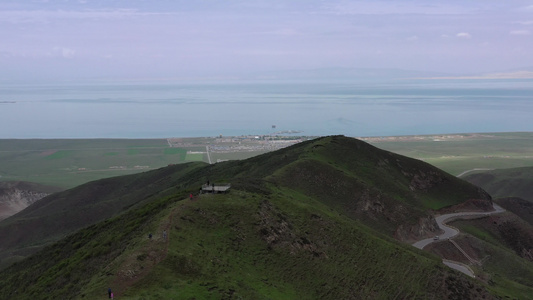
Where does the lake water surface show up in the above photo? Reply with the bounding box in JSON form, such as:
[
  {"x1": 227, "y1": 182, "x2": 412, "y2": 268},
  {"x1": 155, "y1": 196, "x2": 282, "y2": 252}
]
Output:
[{"x1": 0, "y1": 79, "x2": 532, "y2": 138}]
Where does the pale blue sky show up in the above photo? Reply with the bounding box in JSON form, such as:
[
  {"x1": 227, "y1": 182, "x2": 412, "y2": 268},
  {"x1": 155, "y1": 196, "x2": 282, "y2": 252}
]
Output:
[{"x1": 1, "y1": 0, "x2": 533, "y2": 81}]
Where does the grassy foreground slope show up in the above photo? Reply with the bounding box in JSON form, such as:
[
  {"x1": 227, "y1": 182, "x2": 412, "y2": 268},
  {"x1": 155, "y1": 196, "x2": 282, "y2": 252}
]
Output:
[
  {"x1": 0, "y1": 185, "x2": 494, "y2": 299},
  {"x1": 0, "y1": 162, "x2": 204, "y2": 269},
  {"x1": 0, "y1": 136, "x2": 503, "y2": 299}
]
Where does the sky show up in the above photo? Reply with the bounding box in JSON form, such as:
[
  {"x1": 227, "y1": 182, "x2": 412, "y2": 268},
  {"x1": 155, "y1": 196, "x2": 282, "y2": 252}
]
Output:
[{"x1": 1, "y1": 0, "x2": 533, "y2": 81}]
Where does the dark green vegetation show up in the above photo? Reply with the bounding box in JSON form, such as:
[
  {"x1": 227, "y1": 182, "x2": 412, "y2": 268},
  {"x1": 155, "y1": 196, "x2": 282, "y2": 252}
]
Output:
[
  {"x1": 463, "y1": 166, "x2": 533, "y2": 202},
  {"x1": 0, "y1": 163, "x2": 203, "y2": 270},
  {"x1": 0, "y1": 136, "x2": 527, "y2": 299}
]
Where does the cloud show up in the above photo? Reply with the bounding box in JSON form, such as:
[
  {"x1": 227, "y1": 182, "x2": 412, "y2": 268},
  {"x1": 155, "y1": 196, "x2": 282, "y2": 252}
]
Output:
[
  {"x1": 0, "y1": 9, "x2": 172, "y2": 24},
  {"x1": 510, "y1": 30, "x2": 530, "y2": 35},
  {"x1": 456, "y1": 32, "x2": 472, "y2": 39},
  {"x1": 406, "y1": 35, "x2": 419, "y2": 41},
  {"x1": 259, "y1": 28, "x2": 299, "y2": 36},
  {"x1": 514, "y1": 20, "x2": 533, "y2": 25},
  {"x1": 53, "y1": 47, "x2": 75, "y2": 58},
  {"x1": 322, "y1": 2, "x2": 469, "y2": 15}
]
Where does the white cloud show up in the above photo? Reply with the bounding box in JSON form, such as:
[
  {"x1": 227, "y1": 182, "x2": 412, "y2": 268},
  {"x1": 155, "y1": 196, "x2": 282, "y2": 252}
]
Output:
[
  {"x1": 406, "y1": 35, "x2": 419, "y2": 41},
  {"x1": 514, "y1": 20, "x2": 533, "y2": 25},
  {"x1": 53, "y1": 47, "x2": 75, "y2": 58},
  {"x1": 260, "y1": 29, "x2": 299, "y2": 36},
  {"x1": 0, "y1": 9, "x2": 172, "y2": 24},
  {"x1": 510, "y1": 30, "x2": 530, "y2": 35},
  {"x1": 456, "y1": 32, "x2": 472, "y2": 39},
  {"x1": 440, "y1": 34, "x2": 450, "y2": 38},
  {"x1": 322, "y1": 2, "x2": 469, "y2": 15}
]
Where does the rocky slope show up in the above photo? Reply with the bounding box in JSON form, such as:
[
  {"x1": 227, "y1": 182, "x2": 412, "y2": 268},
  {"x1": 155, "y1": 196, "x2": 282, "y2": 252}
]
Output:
[{"x1": 0, "y1": 181, "x2": 60, "y2": 221}]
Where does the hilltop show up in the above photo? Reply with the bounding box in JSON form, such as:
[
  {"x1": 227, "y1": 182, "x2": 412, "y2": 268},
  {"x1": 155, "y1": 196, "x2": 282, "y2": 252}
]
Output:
[{"x1": 0, "y1": 135, "x2": 520, "y2": 299}]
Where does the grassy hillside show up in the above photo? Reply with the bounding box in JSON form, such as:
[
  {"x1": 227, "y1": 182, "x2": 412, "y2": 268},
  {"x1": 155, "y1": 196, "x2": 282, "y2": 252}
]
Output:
[
  {"x1": 0, "y1": 136, "x2": 491, "y2": 268},
  {"x1": 427, "y1": 233, "x2": 533, "y2": 299},
  {"x1": 463, "y1": 166, "x2": 533, "y2": 202},
  {"x1": 427, "y1": 210, "x2": 533, "y2": 299},
  {"x1": 496, "y1": 197, "x2": 533, "y2": 226},
  {"x1": 0, "y1": 136, "x2": 509, "y2": 299},
  {"x1": 0, "y1": 162, "x2": 205, "y2": 269},
  {"x1": 0, "y1": 187, "x2": 496, "y2": 299}
]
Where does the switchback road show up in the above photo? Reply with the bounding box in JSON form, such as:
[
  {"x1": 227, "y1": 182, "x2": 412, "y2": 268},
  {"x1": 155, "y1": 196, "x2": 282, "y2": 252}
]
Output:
[{"x1": 412, "y1": 203, "x2": 505, "y2": 277}]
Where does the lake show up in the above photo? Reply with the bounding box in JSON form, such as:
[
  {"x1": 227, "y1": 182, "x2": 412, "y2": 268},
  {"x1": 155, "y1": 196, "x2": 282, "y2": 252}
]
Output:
[{"x1": 0, "y1": 79, "x2": 532, "y2": 138}]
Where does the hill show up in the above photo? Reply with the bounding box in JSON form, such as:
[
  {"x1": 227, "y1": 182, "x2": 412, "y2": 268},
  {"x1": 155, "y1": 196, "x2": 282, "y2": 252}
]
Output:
[
  {"x1": 0, "y1": 136, "x2": 513, "y2": 299},
  {"x1": 426, "y1": 204, "x2": 533, "y2": 299},
  {"x1": 463, "y1": 166, "x2": 533, "y2": 202},
  {"x1": 0, "y1": 162, "x2": 204, "y2": 269}
]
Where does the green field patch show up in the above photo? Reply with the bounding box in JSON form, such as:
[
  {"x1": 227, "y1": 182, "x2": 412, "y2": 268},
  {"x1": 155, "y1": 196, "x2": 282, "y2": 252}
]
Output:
[
  {"x1": 128, "y1": 149, "x2": 140, "y2": 155},
  {"x1": 164, "y1": 148, "x2": 187, "y2": 161},
  {"x1": 45, "y1": 150, "x2": 73, "y2": 160},
  {"x1": 184, "y1": 153, "x2": 203, "y2": 162},
  {"x1": 163, "y1": 148, "x2": 185, "y2": 155},
  {"x1": 104, "y1": 152, "x2": 119, "y2": 156}
]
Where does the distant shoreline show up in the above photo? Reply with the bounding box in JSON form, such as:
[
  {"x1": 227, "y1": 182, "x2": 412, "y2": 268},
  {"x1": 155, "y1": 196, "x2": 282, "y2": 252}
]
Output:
[{"x1": 0, "y1": 131, "x2": 531, "y2": 141}]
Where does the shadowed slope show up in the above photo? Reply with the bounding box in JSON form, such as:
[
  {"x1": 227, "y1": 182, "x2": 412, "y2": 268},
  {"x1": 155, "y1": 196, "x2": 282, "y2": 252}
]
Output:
[
  {"x1": 464, "y1": 166, "x2": 533, "y2": 202},
  {"x1": 0, "y1": 162, "x2": 205, "y2": 269}
]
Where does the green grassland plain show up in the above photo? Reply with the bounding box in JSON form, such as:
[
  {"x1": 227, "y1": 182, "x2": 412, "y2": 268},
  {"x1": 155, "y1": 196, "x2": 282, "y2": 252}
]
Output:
[
  {"x1": 364, "y1": 132, "x2": 533, "y2": 176},
  {"x1": 0, "y1": 132, "x2": 532, "y2": 189},
  {"x1": 0, "y1": 139, "x2": 202, "y2": 188}
]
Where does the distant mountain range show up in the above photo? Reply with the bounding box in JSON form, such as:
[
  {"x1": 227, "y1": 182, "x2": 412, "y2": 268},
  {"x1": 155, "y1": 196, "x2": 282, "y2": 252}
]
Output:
[
  {"x1": 1, "y1": 136, "x2": 532, "y2": 299},
  {"x1": 246, "y1": 67, "x2": 451, "y2": 80},
  {"x1": 245, "y1": 67, "x2": 533, "y2": 81}
]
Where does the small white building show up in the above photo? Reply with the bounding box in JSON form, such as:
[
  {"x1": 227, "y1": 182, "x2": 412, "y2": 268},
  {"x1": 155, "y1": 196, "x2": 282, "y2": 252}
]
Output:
[{"x1": 201, "y1": 183, "x2": 231, "y2": 193}]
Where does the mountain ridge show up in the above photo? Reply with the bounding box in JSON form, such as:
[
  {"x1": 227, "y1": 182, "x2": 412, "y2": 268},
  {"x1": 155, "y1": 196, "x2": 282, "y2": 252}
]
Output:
[{"x1": 1, "y1": 135, "x2": 524, "y2": 299}]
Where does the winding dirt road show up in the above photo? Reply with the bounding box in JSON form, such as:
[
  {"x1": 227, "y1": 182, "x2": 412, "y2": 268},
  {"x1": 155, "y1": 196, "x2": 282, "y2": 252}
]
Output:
[{"x1": 412, "y1": 203, "x2": 505, "y2": 277}]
